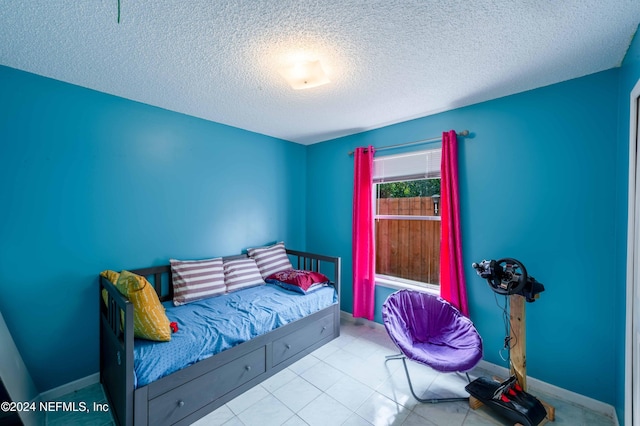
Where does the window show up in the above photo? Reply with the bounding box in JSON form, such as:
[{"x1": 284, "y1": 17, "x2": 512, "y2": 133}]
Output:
[{"x1": 373, "y1": 149, "x2": 441, "y2": 291}]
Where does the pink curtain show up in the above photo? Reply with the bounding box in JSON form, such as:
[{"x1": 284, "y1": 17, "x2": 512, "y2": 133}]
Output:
[
  {"x1": 352, "y1": 146, "x2": 376, "y2": 320},
  {"x1": 440, "y1": 130, "x2": 469, "y2": 316}
]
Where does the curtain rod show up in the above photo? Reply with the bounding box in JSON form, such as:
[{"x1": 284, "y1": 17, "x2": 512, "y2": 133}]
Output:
[{"x1": 347, "y1": 130, "x2": 470, "y2": 156}]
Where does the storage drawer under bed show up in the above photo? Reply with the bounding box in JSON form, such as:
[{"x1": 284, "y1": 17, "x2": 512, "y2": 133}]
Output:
[
  {"x1": 272, "y1": 313, "x2": 335, "y2": 366},
  {"x1": 148, "y1": 346, "x2": 266, "y2": 425}
]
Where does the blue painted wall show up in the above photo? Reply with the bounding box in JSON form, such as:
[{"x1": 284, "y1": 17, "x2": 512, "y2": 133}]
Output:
[
  {"x1": 615, "y1": 25, "x2": 640, "y2": 425},
  {"x1": 307, "y1": 69, "x2": 622, "y2": 405},
  {"x1": 2, "y1": 25, "x2": 639, "y2": 417},
  {"x1": 0, "y1": 65, "x2": 307, "y2": 392}
]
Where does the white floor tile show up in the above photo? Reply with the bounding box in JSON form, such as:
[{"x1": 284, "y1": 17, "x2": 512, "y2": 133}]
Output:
[
  {"x1": 342, "y1": 413, "x2": 374, "y2": 426},
  {"x1": 311, "y1": 341, "x2": 340, "y2": 359},
  {"x1": 236, "y1": 394, "x2": 295, "y2": 426},
  {"x1": 428, "y1": 372, "x2": 471, "y2": 399},
  {"x1": 191, "y1": 404, "x2": 235, "y2": 425},
  {"x1": 297, "y1": 393, "x2": 353, "y2": 426},
  {"x1": 347, "y1": 357, "x2": 396, "y2": 390},
  {"x1": 67, "y1": 319, "x2": 616, "y2": 426},
  {"x1": 226, "y1": 383, "x2": 270, "y2": 415},
  {"x1": 355, "y1": 392, "x2": 411, "y2": 426},
  {"x1": 328, "y1": 332, "x2": 358, "y2": 349},
  {"x1": 272, "y1": 375, "x2": 323, "y2": 413},
  {"x1": 261, "y1": 367, "x2": 298, "y2": 393},
  {"x1": 401, "y1": 411, "x2": 439, "y2": 426},
  {"x1": 299, "y1": 360, "x2": 344, "y2": 391},
  {"x1": 223, "y1": 415, "x2": 250, "y2": 426},
  {"x1": 289, "y1": 354, "x2": 322, "y2": 375},
  {"x1": 411, "y1": 399, "x2": 469, "y2": 426},
  {"x1": 282, "y1": 414, "x2": 311, "y2": 426},
  {"x1": 378, "y1": 358, "x2": 439, "y2": 407},
  {"x1": 325, "y1": 375, "x2": 375, "y2": 411},
  {"x1": 341, "y1": 337, "x2": 389, "y2": 360},
  {"x1": 376, "y1": 373, "x2": 418, "y2": 411},
  {"x1": 323, "y1": 347, "x2": 366, "y2": 374}
]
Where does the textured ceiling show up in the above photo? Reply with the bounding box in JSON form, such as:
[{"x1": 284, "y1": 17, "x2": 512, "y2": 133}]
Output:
[{"x1": 1, "y1": 1, "x2": 639, "y2": 144}]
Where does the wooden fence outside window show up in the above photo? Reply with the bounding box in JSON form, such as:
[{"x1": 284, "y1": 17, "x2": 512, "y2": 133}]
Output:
[{"x1": 375, "y1": 196, "x2": 440, "y2": 285}]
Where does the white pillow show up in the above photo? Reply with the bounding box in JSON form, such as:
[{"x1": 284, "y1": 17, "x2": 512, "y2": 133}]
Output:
[
  {"x1": 224, "y1": 258, "x2": 265, "y2": 292},
  {"x1": 247, "y1": 242, "x2": 293, "y2": 279},
  {"x1": 170, "y1": 257, "x2": 225, "y2": 306}
]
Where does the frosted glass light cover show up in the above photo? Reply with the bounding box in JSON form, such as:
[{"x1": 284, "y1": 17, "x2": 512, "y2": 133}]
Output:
[{"x1": 278, "y1": 60, "x2": 330, "y2": 90}]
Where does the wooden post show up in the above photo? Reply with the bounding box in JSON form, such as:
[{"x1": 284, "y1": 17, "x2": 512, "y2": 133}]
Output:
[
  {"x1": 470, "y1": 293, "x2": 555, "y2": 423},
  {"x1": 509, "y1": 294, "x2": 556, "y2": 422},
  {"x1": 509, "y1": 294, "x2": 527, "y2": 390}
]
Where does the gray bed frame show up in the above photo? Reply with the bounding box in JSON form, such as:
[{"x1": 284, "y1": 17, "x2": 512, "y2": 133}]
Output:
[{"x1": 99, "y1": 249, "x2": 341, "y2": 426}]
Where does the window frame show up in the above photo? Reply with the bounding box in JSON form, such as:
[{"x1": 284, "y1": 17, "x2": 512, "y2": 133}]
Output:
[{"x1": 372, "y1": 147, "x2": 442, "y2": 294}]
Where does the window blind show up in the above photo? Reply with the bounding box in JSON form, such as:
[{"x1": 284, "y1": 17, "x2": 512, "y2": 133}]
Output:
[{"x1": 373, "y1": 148, "x2": 441, "y2": 183}]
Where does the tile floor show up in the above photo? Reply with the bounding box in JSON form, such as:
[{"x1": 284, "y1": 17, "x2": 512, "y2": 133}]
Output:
[
  {"x1": 45, "y1": 381, "x2": 113, "y2": 426},
  {"x1": 49, "y1": 319, "x2": 617, "y2": 425}
]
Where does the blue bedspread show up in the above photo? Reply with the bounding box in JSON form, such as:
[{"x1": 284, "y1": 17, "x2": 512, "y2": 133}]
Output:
[{"x1": 133, "y1": 283, "x2": 337, "y2": 388}]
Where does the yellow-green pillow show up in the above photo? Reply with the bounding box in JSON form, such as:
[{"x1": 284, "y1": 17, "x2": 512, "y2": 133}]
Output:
[
  {"x1": 100, "y1": 270, "x2": 120, "y2": 305},
  {"x1": 101, "y1": 270, "x2": 120, "y2": 284},
  {"x1": 101, "y1": 270, "x2": 171, "y2": 342},
  {"x1": 100, "y1": 270, "x2": 120, "y2": 306}
]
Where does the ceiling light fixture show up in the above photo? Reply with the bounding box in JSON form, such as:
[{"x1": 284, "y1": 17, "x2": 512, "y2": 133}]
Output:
[{"x1": 278, "y1": 60, "x2": 330, "y2": 90}]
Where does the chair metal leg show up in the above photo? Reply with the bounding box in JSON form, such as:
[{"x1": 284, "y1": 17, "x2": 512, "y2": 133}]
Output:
[
  {"x1": 385, "y1": 353, "x2": 405, "y2": 361},
  {"x1": 385, "y1": 354, "x2": 470, "y2": 404}
]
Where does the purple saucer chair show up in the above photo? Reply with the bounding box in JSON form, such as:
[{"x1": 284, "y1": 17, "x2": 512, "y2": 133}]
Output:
[{"x1": 382, "y1": 289, "x2": 483, "y2": 403}]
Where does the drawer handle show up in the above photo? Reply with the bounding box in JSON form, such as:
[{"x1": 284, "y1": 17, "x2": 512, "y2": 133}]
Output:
[
  {"x1": 178, "y1": 400, "x2": 185, "y2": 408},
  {"x1": 245, "y1": 365, "x2": 252, "y2": 371},
  {"x1": 285, "y1": 344, "x2": 291, "y2": 350},
  {"x1": 321, "y1": 326, "x2": 327, "y2": 332}
]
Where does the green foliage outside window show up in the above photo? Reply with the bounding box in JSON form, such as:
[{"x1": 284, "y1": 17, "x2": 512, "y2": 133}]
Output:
[{"x1": 377, "y1": 179, "x2": 440, "y2": 198}]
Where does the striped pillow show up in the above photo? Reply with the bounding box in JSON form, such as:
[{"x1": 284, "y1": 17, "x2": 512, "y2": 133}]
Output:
[
  {"x1": 224, "y1": 258, "x2": 265, "y2": 292},
  {"x1": 247, "y1": 242, "x2": 293, "y2": 279},
  {"x1": 170, "y1": 257, "x2": 225, "y2": 306}
]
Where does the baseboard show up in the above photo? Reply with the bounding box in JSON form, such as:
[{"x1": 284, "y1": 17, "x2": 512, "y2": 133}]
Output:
[
  {"x1": 340, "y1": 310, "x2": 618, "y2": 424},
  {"x1": 340, "y1": 310, "x2": 386, "y2": 330},
  {"x1": 39, "y1": 373, "x2": 100, "y2": 402}
]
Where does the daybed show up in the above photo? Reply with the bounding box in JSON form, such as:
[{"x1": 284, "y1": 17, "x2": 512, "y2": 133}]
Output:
[{"x1": 99, "y1": 248, "x2": 341, "y2": 426}]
